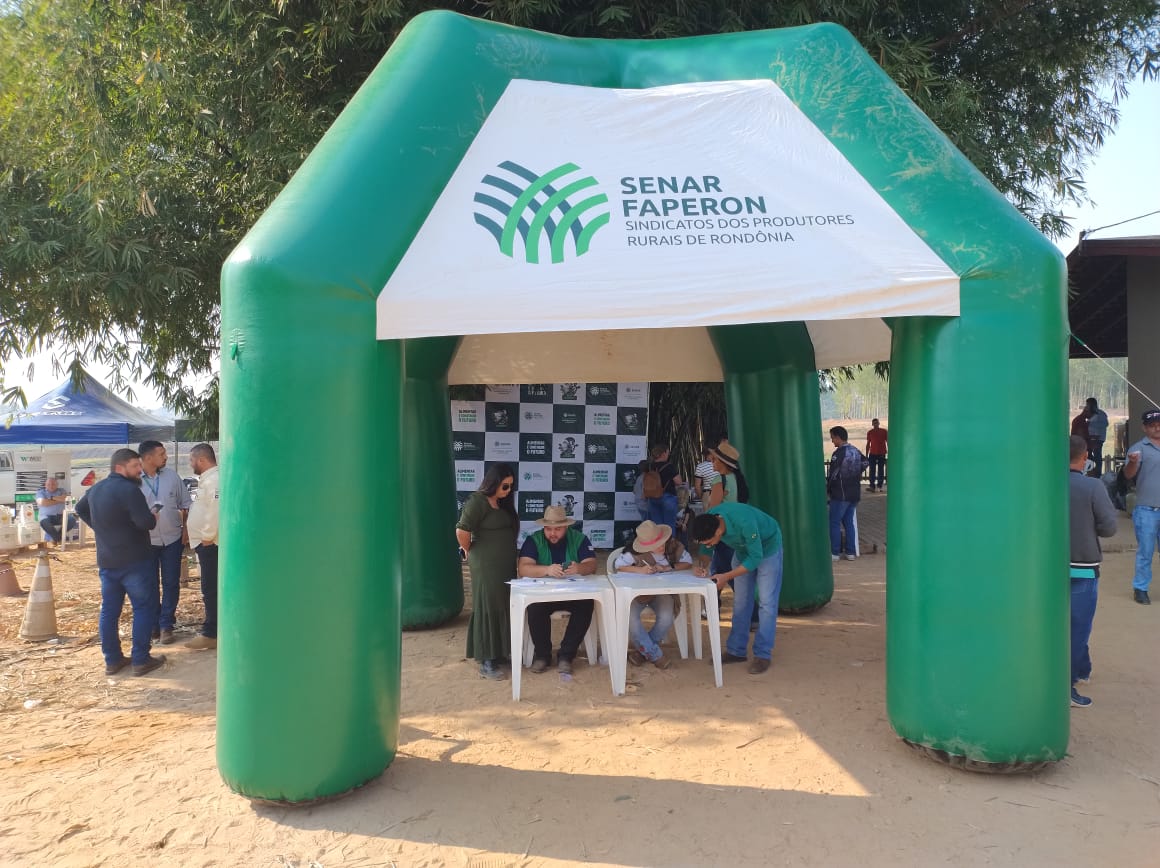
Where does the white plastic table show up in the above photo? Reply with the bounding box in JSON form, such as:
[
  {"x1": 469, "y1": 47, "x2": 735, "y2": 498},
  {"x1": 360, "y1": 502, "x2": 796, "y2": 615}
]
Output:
[
  {"x1": 507, "y1": 576, "x2": 620, "y2": 702},
  {"x1": 606, "y1": 572, "x2": 723, "y2": 694}
]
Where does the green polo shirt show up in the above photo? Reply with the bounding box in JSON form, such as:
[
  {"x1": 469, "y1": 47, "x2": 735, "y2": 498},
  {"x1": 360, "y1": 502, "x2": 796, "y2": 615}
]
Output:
[{"x1": 707, "y1": 502, "x2": 782, "y2": 573}]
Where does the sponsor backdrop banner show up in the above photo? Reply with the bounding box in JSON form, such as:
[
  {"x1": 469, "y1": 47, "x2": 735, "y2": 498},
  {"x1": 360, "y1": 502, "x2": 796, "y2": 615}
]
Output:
[{"x1": 452, "y1": 383, "x2": 648, "y2": 550}]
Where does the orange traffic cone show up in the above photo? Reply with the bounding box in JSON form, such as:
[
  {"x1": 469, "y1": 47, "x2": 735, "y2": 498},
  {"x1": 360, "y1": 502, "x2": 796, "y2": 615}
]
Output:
[
  {"x1": 0, "y1": 558, "x2": 23, "y2": 597},
  {"x1": 19, "y1": 553, "x2": 58, "y2": 642}
]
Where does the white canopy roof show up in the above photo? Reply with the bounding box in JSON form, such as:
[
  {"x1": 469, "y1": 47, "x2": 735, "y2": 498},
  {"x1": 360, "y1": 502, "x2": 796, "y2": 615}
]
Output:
[{"x1": 378, "y1": 79, "x2": 959, "y2": 381}]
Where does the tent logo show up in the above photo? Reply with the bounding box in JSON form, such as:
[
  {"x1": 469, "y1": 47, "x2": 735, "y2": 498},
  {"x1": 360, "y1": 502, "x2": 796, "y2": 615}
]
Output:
[{"x1": 473, "y1": 161, "x2": 610, "y2": 263}]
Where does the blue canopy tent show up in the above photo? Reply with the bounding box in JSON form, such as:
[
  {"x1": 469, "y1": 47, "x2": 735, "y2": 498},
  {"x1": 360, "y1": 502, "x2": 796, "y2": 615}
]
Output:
[{"x1": 0, "y1": 374, "x2": 173, "y2": 444}]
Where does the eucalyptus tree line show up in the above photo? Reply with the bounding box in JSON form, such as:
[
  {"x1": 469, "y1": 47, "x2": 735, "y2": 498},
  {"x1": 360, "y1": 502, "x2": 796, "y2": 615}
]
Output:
[{"x1": 1, "y1": 0, "x2": 1157, "y2": 438}]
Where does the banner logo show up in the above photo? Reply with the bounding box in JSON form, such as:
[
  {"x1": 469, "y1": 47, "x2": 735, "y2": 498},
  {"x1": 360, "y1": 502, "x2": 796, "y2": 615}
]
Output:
[{"x1": 473, "y1": 161, "x2": 610, "y2": 264}]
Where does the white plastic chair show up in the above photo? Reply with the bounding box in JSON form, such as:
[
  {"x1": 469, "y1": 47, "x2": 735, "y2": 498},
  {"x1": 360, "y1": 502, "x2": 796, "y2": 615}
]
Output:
[
  {"x1": 521, "y1": 608, "x2": 601, "y2": 668},
  {"x1": 606, "y1": 545, "x2": 689, "y2": 659}
]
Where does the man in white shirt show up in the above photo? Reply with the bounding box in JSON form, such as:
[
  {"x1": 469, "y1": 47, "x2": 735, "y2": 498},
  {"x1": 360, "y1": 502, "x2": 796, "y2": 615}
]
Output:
[{"x1": 184, "y1": 444, "x2": 220, "y2": 650}]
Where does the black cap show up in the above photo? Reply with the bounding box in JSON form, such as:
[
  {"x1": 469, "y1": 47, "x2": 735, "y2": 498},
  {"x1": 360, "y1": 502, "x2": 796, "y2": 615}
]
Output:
[{"x1": 1143, "y1": 409, "x2": 1160, "y2": 425}]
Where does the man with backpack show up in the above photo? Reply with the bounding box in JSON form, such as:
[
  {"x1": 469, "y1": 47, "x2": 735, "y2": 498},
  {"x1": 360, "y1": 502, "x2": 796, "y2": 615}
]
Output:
[
  {"x1": 643, "y1": 444, "x2": 682, "y2": 531},
  {"x1": 827, "y1": 426, "x2": 867, "y2": 562}
]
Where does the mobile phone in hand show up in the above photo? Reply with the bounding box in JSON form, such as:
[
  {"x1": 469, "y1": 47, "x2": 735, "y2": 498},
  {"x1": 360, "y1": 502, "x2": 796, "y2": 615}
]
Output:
[{"x1": 151, "y1": 503, "x2": 163, "y2": 513}]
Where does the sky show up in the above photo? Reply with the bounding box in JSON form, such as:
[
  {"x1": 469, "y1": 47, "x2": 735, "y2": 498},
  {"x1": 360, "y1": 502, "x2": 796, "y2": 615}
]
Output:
[{"x1": 3, "y1": 79, "x2": 1157, "y2": 408}]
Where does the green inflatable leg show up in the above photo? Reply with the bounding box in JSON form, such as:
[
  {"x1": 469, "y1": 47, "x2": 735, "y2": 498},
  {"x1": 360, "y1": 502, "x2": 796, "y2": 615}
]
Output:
[
  {"x1": 401, "y1": 337, "x2": 464, "y2": 629},
  {"x1": 710, "y1": 322, "x2": 833, "y2": 613},
  {"x1": 217, "y1": 262, "x2": 402, "y2": 804},
  {"x1": 888, "y1": 290, "x2": 1069, "y2": 769}
]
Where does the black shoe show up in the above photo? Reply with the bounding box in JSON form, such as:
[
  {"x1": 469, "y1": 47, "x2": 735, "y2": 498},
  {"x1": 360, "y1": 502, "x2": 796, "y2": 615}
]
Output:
[
  {"x1": 530, "y1": 658, "x2": 549, "y2": 674},
  {"x1": 722, "y1": 653, "x2": 748, "y2": 664},
  {"x1": 151, "y1": 628, "x2": 161, "y2": 641},
  {"x1": 558, "y1": 657, "x2": 573, "y2": 675},
  {"x1": 132, "y1": 655, "x2": 166, "y2": 677},
  {"x1": 1134, "y1": 589, "x2": 1151, "y2": 605},
  {"x1": 479, "y1": 659, "x2": 507, "y2": 680},
  {"x1": 159, "y1": 629, "x2": 175, "y2": 645},
  {"x1": 105, "y1": 658, "x2": 130, "y2": 676}
]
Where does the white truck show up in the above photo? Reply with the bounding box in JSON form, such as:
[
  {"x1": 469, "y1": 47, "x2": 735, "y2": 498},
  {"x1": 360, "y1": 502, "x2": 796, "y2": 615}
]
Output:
[{"x1": 0, "y1": 447, "x2": 74, "y2": 508}]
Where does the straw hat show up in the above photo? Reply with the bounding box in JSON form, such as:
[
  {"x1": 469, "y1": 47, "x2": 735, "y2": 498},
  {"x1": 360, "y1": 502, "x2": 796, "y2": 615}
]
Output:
[
  {"x1": 709, "y1": 439, "x2": 740, "y2": 469},
  {"x1": 632, "y1": 520, "x2": 673, "y2": 553},
  {"x1": 535, "y1": 504, "x2": 576, "y2": 527}
]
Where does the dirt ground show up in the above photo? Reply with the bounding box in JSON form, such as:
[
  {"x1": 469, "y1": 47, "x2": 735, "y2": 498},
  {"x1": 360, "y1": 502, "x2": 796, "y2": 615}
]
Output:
[{"x1": 1, "y1": 541, "x2": 1158, "y2": 868}]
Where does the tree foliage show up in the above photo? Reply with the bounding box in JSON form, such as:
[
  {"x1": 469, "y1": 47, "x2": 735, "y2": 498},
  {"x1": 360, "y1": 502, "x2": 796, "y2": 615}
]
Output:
[{"x1": 2, "y1": 0, "x2": 1157, "y2": 429}]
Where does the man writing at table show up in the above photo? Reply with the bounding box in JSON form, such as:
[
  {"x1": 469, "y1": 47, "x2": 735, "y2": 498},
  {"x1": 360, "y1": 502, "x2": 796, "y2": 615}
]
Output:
[
  {"x1": 517, "y1": 505, "x2": 597, "y2": 675},
  {"x1": 612, "y1": 519, "x2": 693, "y2": 671},
  {"x1": 690, "y1": 502, "x2": 784, "y2": 675}
]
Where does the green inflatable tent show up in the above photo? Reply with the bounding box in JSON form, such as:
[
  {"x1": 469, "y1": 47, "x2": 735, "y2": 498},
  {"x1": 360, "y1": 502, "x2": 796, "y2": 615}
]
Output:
[{"x1": 220, "y1": 12, "x2": 1067, "y2": 803}]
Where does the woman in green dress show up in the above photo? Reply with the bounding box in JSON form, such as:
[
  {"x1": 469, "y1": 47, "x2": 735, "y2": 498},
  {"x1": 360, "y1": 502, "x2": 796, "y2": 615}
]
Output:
[{"x1": 455, "y1": 463, "x2": 519, "y2": 680}]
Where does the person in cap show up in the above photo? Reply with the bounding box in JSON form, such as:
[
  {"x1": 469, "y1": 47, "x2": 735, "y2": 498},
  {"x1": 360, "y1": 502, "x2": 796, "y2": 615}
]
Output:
[
  {"x1": 690, "y1": 502, "x2": 784, "y2": 675},
  {"x1": 1124, "y1": 408, "x2": 1160, "y2": 604},
  {"x1": 611, "y1": 520, "x2": 694, "y2": 670},
  {"x1": 517, "y1": 505, "x2": 598, "y2": 674},
  {"x1": 1067, "y1": 434, "x2": 1117, "y2": 708}
]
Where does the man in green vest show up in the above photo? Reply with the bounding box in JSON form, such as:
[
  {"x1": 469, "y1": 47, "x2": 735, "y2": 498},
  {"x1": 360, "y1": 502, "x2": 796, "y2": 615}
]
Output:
[
  {"x1": 690, "y1": 502, "x2": 784, "y2": 675},
  {"x1": 517, "y1": 504, "x2": 598, "y2": 675}
]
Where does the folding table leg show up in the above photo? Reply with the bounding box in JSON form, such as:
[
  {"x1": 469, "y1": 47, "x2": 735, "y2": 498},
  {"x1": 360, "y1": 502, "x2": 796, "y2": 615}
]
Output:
[
  {"x1": 673, "y1": 597, "x2": 689, "y2": 659},
  {"x1": 688, "y1": 593, "x2": 704, "y2": 659},
  {"x1": 703, "y1": 589, "x2": 724, "y2": 688},
  {"x1": 594, "y1": 598, "x2": 620, "y2": 697},
  {"x1": 509, "y1": 596, "x2": 527, "y2": 701}
]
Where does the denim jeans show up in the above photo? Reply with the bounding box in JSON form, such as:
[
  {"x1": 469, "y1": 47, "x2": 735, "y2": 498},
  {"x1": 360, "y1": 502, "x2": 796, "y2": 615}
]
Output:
[
  {"x1": 196, "y1": 543, "x2": 219, "y2": 639},
  {"x1": 151, "y1": 538, "x2": 185, "y2": 631},
  {"x1": 727, "y1": 548, "x2": 783, "y2": 660},
  {"x1": 647, "y1": 494, "x2": 679, "y2": 532},
  {"x1": 867, "y1": 454, "x2": 886, "y2": 489},
  {"x1": 829, "y1": 500, "x2": 858, "y2": 556},
  {"x1": 99, "y1": 559, "x2": 156, "y2": 666},
  {"x1": 630, "y1": 595, "x2": 677, "y2": 661},
  {"x1": 39, "y1": 514, "x2": 78, "y2": 543},
  {"x1": 1133, "y1": 506, "x2": 1160, "y2": 591},
  {"x1": 1070, "y1": 574, "x2": 1098, "y2": 684}
]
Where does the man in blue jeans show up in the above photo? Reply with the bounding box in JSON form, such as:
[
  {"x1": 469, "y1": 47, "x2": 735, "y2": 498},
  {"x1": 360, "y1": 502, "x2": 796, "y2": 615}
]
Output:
[
  {"x1": 138, "y1": 440, "x2": 192, "y2": 644},
  {"x1": 827, "y1": 426, "x2": 866, "y2": 561},
  {"x1": 1068, "y1": 435, "x2": 1117, "y2": 708},
  {"x1": 74, "y1": 448, "x2": 166, "y2": 677},
  {"x1": 1124, "y1": 407, "x2": 1160, "y2": 605},
  {"x1": 691, "y1": 503, "x2": 784, "y2": 675}
]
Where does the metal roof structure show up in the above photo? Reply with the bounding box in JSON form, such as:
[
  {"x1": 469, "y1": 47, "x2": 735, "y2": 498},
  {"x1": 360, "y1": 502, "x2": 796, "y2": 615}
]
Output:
[{"x1": 1067, "y1": 235, "x2": 1160, "y2": 358}]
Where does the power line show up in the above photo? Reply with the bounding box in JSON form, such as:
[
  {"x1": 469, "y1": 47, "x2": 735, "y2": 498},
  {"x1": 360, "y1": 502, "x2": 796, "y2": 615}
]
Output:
[{"x1": 1080, "y1": 209, "x2": 1160, "y2": 239}]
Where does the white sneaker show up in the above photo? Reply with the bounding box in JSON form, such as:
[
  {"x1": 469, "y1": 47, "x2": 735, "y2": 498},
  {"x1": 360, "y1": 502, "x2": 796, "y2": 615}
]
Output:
[
  {"x1": 831, "y1": 555, "x2": 840, "y2": 562},
  {"x1": 844, "y1": 554, "x2": 857, "y2": 561}
]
